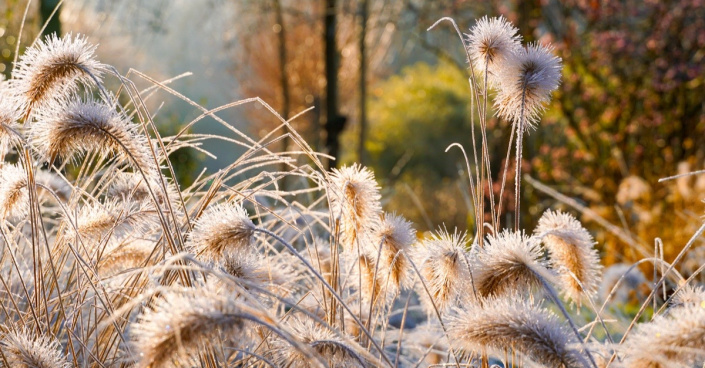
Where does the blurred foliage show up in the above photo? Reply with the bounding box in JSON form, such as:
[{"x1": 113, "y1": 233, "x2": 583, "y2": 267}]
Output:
[
  {"x1": 525, "y1": 0, "x2": 705, "y2": 265},
  {"x1": 0, "y1": 0, "x2": 39, "y2": 78},
  {"x1": 364, "y1": 62, "x2": 513, "y2": 231}
]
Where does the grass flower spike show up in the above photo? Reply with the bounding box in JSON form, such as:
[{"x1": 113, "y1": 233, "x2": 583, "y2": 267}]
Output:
[
  {"x1": 495, "y1": 42, "x2": 562, "y2": 130},
  {"x1": 449, "y1": 296, "x2": 588, "y2": 367},
  {"x1": 1, "y1": 329, "x2": 70, "y2": 368},
  {"x1": 9, "y1": 33, "x2": 105, "y2": 118},
  {"x1": 329, "y1": 164, "x2": 382, "y2": 250},
  {"x1": 535, "y1": 210, "x2": 602, "y2": 306},
  {"x1": 130, "y1": 288, "x2": 252, "y2": 368},
  {"x1": 465, "y1": 15, "x2": 522, "y2": 83},
  {"x1": 30, "y1": 97, "x2": 153, "y2": 170},
  {"x1": 0, "y1": 163, "x2": 29, "y2": 220},
  {"x1": 370, "y1": 212, "x2": 415, "y2": 293},
  {"x1": 474, "y1": 229, "x2": 551, "y2": 298},
  {"x1": 415, "y1": 229, "x2": 472, "y2": 313},
  {"x1": 187, "y1": 202, "x2": 256, "y2": 262}
]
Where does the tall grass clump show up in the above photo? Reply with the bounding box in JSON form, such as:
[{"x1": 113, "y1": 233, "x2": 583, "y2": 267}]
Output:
[{"x1": 0, "y1": 12, "x2": 702, "y2": 368}]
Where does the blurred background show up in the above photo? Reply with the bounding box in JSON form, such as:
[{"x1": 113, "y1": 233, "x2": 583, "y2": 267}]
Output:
[{"x1": 1, "y1": 0, "x2": 704, "y2": 270}]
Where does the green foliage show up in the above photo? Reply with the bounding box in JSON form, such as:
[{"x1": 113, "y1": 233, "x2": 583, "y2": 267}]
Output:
[
  {"x1": 366, "y1": 62, "x2": 477, "y2": 230},
  {"x1": 367, "y1": 62, "x2": 471, "y2": 181}
]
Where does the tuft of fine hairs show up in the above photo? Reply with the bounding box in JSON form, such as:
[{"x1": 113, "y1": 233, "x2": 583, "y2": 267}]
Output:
[
  {"x1": 130, "y1": 287, "x2": 251, "y2": 368},
  {"x1": 0, "y1": 328, "x2": 71, "y2": 368},
  {"x1": 329, "y1": 163, "x2": 382, "y2": 250},
  {"x1": 29, "y1": 96, "x2": 154, "y2": 171},
  {"x1": 473, "y1": 229, "x2": 550, "y2": 299},
  {"x1": 369, "y1": 212, "x2": 416, "y2": 294},
  {"x1": 621, "y1": 302, "x2": 705, "y2": 367},
  {"x1": 0, "y1": 87, "x2": 20, "y2": 157},
  {"x1": 669, "y1": 284, "x2": 705, "y2": 311},
  {"x1": 269, "y1": 317, "x2": 365, "y2": 368},
  {"x1": 0, "y1": 163, "x2": 29, "y2": 220},
  {"x1": 70, "y1": 199, "x2": 158, "y2": 243},
  {"x1": 494, "y1": 42, "x2": 562, "y2": 130},
  {"x1": 9, "y1": 33, "x2": 105, "y2": 118},
  {"x1": 187, "y1": 202, "x2": 256, "y2": 262},
  {"x1": 535, "y1": 209, "x2": 602, "y2": 307},
  {"x1": 415, "y1": 229, "x2": 472, "y2": 313},
  {"x1": 465, "y1": 15, "x2": 522, "y2": 84},
  {"x1": 448, "y1": 295, "x2": 588, "y2": 368}
]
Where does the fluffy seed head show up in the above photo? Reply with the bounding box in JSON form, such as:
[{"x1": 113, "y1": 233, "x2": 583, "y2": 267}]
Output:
[
  {"x1": 415, "y1": 229, "x2": 472, "y2": 313},
  {"x1": 71, "y1": 199, "x2": 158, "y2": 243},
  {"x1": 269, "y1": 318, "x2": 364, "y2": 368},
  {"x1": 622, "y1": 302, "x2": 705, "y2": 367},
  {"x1": 9, "y1": 33, "x2": 105, "y2": 117},
  {"x1": 216, "y1": 250, "x2": 288, "y2": 295},
  {"x1": 669, "y1": 285, "x2": 705, "y2": 311},
  {"x1": 535, "y1": 210, "x2": 602, "y2": 306},
  {"x1": 0, "y1": 163, "x2": 29, "y2": 220},
  {"x1": 0, "y1": 87, "x2": 20, "y2": 156},
  {"x1": 449, "y1": 295, "x2": 588, "y2": 367},
  {"x1": 329, "y1": 164, "x2": 382, "y2": 250},
  {"x1": 474, "y1": 229, "x2": 550, "y2": 298},
  {"x1": 187, "y1": 202, "x2": 256, "y2": 262},
  {"x1": 465, "y1": 15, "x2": 522, "y2": 81},
  {"x1": 30, "y1": 97, "x2": 153, "y2": 171},
  {"x1": 0, "y1": 328, "x2": 70, "y2": 368},
  {"x1": 370, "y1": 213, "x2": 415, "y2": 293},
  {"x1": 107, "y1": 171, "x2": 178, "y2": 206},
  {"x1": 97, "y1": 238, "x2": 156, "y2": 278},
  {"x1": 130, "y1": 287, "x2": 252, "y2": 368},
  {"x1": 495, "y1": 42, "x2": 562, "y2": 130}
]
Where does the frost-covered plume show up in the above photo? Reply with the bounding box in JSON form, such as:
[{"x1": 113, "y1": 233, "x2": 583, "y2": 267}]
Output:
[
  {"x1": 535, "y1": 209, "x2": 602, "y2": 307},
  {"x1": 29, "y1": 97, "x2": 154, "y2": 171},
  {"x1": 130, "y1": 287, "x2": 257, "y2": 368},
  {"x1": 465, "y1": 15, "x2": 522, "y2": 85},
  {"x1": 0, "y1": 328, "x2": 70, "y2": 368},
  {"x1": 269, "y1": 318, "x2": 365, "y2": 368},
  {"x1": 449, "y1": 296, "x2": 588, "y2": 367},
  {"x1": 473, "y1": 229, "x2": 551, "y2": 298},
  {"x1": 495, "y1": 42, "x2": 562, "y2": 130},
  {"x1": 0, "y1": 163, "x2": 29, "y2": 221},
  {"x1": 622, "y1": 302, "x2": 705, "y2": 367},
  {"x1": 9, "y1": 33, "x2": 105, "y2": 118},
  {"x1": 186, "y1": 202, "x2": 256, "y2": 262},
  {"x1": 369, "y1": 212, "x2": 416, "y2": 295},
  {"x1": 329, "y1": 164, "x2": 382, "y2": 250},
  {"x1": 415, "y1": 229, "x2": 472, "y2": 313}
]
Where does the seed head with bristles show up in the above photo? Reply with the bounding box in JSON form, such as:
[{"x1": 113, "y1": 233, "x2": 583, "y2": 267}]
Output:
[
  {"x1": 535, "y1": 209, "x2": 602, "y2": 307},
  {"x1": 0, "y1": 88, "x2": 20, "y2": 156},
  {"x1": 29, "y1": 97, "x2": 154, "y2": 171},
  {"x1": 9, "y1": 33, "x2": 105, "y2": 118},
  {"x1": 0, "y1": 328, "x2": 70, "y2": 368},
  {"x1": 187, "y1": 202, "x2": 256, "y2": 262},
  {"x1": 622, "y1": 302, "x2": 705, "y2": 367},
  {"x1": 369, "y1": 212, "x2": 415, "y2": 294},
  {"x1": 669, "y1": 284, "x2": 705, "y2": 312},
  {"x1": 415, "y1": 229, "x2": 472, "y2": 313},
  {"x1": 0, "y1": 163, "x2": 29, "y2": 221},
  {"x1": 268, "y1": 318, "x2": 365, "y2": 368},
  {"x1": 494, "y1": 42, "x2": 562, "y2": 130},
  {"x1": 97, "y1": 238, "x2": 156, "y2": 278},
  {"x1": 329, "y1": 164, "x2": 382, "y2": 250},
  {"x1": 448, "y1": 295, "x2": 588, "y2": 367},
  {"x1": 130, "y1": 287, "x2": 255, "y2": 368},
  {"x1": 465, "y1": 15, "x2": 522, "y2": 83},
  {"x1": 70, "y1": 199, "x2": 158, "y2": 243},
  {"x1": 473, "y1": 229, "x2": 551, "y2": 299}
]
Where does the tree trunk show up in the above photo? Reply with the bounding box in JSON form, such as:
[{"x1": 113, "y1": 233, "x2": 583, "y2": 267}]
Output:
[{"x1": 324, "y1": 0, "x2": 345, "y2": 169}]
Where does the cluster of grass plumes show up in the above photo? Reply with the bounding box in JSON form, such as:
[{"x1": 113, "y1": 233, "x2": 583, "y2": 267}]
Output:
[{"x1": 0, "y1": 15, "x2": 703, "y2": 368}]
